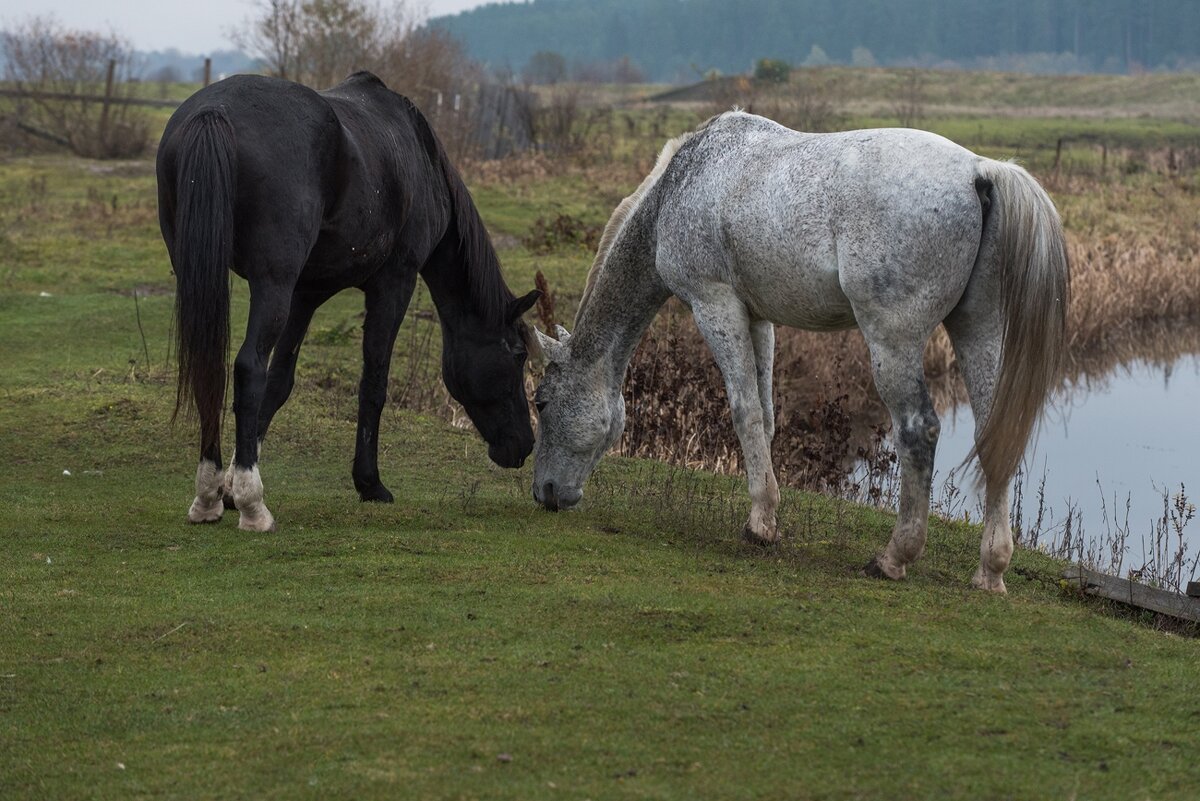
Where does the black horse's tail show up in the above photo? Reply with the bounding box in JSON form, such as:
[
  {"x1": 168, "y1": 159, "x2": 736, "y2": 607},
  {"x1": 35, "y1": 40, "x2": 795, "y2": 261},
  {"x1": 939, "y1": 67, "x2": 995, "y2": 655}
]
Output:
[{"x1": 169, "y1": 108, "x2": 236, "y2": 452}]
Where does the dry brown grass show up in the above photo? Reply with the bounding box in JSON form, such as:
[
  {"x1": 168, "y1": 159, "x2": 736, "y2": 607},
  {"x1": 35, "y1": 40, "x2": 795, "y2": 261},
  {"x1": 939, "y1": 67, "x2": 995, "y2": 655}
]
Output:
[
  {"x1": 1066, "y1": 231, "x2": 1200, "y2": 349},
  {"x1": 1046, "y1": 164, "x2": 1200, "y2": 348}
]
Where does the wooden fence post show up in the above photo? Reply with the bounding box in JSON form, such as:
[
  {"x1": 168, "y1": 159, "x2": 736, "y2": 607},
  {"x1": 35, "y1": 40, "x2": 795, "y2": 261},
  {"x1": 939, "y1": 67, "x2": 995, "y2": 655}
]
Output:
[
  {"x1": 99, "y1": 59, "x2": 116, "y2": 142},
  {"x1": 203, "y1": 58, "x2": 212, "y2": 88}
]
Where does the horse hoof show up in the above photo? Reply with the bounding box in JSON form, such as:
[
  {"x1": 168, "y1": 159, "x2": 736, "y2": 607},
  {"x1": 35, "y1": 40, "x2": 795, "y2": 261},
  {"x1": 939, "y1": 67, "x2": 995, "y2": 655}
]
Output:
[
  {"x1": 238, "y1": 511, "x2": 277, "y2": 533},
  {"x1": 187, "y1": 498, "x2": 224, "y2": 524},
  {"x1": 971, "y1": 570, "x2": 1008, "y2": 594},
  {"x1": 741, "y1": 525, "x2": 778, "y2": 547},
  {"x1": 358, "y1": 484, "x2": 395, "y2": 503},
  {"x1": 862, "y1": 557, "x2": 905, "y2": 581}
]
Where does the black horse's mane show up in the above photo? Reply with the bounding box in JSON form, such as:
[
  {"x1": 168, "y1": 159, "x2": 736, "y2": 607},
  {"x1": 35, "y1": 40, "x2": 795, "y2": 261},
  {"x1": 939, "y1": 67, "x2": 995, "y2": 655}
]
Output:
[{"x1": 405, "y1": 96, "x2": 514, "y2": 327}]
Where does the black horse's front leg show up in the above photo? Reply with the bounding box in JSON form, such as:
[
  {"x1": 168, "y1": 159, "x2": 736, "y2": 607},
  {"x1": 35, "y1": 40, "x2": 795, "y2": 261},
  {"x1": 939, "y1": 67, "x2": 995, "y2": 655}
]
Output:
[{"x1": 353, "y1": 270, "x2": 418, "y2": 502}]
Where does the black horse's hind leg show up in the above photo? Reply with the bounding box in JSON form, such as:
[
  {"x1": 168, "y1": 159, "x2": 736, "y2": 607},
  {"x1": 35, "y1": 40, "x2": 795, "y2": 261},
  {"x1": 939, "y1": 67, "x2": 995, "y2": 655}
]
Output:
[
  {"x1": 213, "y1": 288, "x2": 331, "y2": 511},
  {"x1": 257, "y1": 288, "x2": 333, "y2": 440},
  {"x1": 187, "y1": 418, "x2": 225, "y2": 523},
  {"x1": 353, "y1": 268, "x2": 418, "y2": 502},
  {"x1": 228, "y1": 279, "x2": 296, "y2": 531}
]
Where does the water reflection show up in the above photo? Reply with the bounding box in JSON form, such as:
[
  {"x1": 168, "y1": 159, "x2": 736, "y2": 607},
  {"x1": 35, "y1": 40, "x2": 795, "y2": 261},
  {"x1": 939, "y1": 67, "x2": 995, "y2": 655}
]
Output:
[{"x1": 935, "y1": 321, "x2": 1200, "y2": 564}]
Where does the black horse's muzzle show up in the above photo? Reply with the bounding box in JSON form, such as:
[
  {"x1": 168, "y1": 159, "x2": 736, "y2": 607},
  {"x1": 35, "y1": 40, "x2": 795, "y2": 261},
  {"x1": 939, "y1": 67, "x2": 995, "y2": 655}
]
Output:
[{"x1": 488, "y1": 440, "x2": 530, "y2": 469}]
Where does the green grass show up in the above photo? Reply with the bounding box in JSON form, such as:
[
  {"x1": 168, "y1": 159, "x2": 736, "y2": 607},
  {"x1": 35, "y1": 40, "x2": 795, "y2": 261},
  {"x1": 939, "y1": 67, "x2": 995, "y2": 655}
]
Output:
[
  {"x1": 846, "y1": 114, "x2": 1200, "y2": 152},
  {"x1": 3, "y1": 298, "x2": 1198, "y2": 799},
  {"x1": 779, "y1": 66, "x2": 1200, "y2": 118},
  {"x1": 3, "y1": 101, "x2": 1200, "y2": 799}
]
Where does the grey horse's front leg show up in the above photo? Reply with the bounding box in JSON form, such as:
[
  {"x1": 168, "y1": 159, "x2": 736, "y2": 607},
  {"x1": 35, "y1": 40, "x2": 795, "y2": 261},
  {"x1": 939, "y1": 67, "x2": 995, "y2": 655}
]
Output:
[
  {"x1": 861, "y1": 338, "x2": 939, "y2": 580},
  {"x1": 691, "y1": 294, "x2": 781, "y2": 545}
]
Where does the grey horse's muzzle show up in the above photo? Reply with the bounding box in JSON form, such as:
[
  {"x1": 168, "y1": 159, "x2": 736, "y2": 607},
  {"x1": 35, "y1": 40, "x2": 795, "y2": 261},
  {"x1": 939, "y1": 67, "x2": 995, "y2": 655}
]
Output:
[{"x1": 533, "y1": 481, "x2": 582, "y2": 512}]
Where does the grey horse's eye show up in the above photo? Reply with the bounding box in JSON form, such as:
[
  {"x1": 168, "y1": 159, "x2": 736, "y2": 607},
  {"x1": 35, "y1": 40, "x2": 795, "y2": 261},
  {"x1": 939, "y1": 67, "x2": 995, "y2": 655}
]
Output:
[{"x1": 535, "y1": 400, "x2": 547, "y2": 413}]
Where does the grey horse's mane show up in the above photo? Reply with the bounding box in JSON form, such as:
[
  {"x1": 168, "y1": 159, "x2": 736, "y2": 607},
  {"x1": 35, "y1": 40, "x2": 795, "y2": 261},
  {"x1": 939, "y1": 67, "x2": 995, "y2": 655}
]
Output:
[{"x1": 574, "y1": 123, "x2": 710, "y2": 325}]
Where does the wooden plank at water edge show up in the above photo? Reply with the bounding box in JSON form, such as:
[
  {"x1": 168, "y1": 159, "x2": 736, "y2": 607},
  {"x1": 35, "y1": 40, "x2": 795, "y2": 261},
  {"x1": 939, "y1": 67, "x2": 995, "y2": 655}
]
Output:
[{"x1": 1063, "y1": 566, "x2": 1200, "y2": 623}]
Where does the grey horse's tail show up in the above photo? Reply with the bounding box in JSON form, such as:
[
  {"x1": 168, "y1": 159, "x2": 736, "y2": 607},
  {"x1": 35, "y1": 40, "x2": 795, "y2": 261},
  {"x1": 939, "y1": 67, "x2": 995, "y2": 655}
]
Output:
[{"x1": 969, "y1": 160, "x2": 1070, "y2": 486}]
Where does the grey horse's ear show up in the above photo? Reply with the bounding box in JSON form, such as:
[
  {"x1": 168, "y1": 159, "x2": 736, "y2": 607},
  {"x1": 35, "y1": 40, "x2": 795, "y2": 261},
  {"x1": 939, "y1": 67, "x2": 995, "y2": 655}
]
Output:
[
  {"x1": 553, "y1": 324, "x2": 573, "y2": 345},
  {"x1": 535, "y1": 327, "x2": 569, "y2": 363}
]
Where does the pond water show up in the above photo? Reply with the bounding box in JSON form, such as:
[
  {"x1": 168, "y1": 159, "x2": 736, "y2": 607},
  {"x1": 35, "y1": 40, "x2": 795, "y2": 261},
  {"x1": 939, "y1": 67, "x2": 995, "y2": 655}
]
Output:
[{"x1": 932, "y1": 352, "x2": 1200, "y2": 574}]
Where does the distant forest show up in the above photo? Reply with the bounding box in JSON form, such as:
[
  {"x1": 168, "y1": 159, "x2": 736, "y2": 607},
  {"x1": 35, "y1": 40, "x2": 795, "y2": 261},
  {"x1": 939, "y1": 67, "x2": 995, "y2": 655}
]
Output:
[{"x1": 433, "y1": 0, "x2": 1200, "y2": 81}]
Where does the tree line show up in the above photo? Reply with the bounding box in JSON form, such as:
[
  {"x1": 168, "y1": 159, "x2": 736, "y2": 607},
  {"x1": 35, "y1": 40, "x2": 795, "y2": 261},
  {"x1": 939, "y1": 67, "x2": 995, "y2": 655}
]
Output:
[{"x1": 434, "y1": 0, "x2": 1200, "y2": 82}]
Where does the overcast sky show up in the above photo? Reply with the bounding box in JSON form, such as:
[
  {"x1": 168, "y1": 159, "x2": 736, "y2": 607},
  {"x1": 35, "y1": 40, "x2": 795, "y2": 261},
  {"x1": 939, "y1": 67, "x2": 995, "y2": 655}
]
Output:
[{"x1": 0, "y1": 0, "x2": 494, "y2": 53}]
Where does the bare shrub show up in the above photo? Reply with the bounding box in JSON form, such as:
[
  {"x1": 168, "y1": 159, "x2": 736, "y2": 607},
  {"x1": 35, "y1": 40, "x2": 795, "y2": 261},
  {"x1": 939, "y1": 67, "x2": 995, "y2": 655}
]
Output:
[
  {"x1": 535, "y1": 85, "x2": 587, "y2": 153},
  {"x1": 522, "y1": 213, "x2": 602, "y2": 255},
  {"x1": 892, "y1": 68, "x2": 926, "y2": 127},
  {"x1": 236, "y1": 0, "x2": 302, "y2": 82},
  {"x1": 754, "y1": 58, "x2": 791, "y2": 84},
  {"x1": 706, "y1": 75, "x2": 758, "y2": 116},
  {"x1": 1136, "y1": 486, "x2": 1198, "y2": 593},
  {"x1": 378, "y1": 26, "x2": 480, "y2": 105},
  {"x1": 0, "y1": 16, "x2": 150, "y2": 158},
  {"x1": 1022, "y1": 476, "x2": 1199, "y2": 595},
  {"x1": 526, "y1": 84, "x2": 610, "y2": 159},
  {"x1": 234, "y1": 0, "x2": 406, "y2": 88},
  {"x1": 758, "y1": 68, "x2": 844, "y2": 132},
  {"x1": 235, "y1": 1, "x2": 493, "y2": 160},
  {"x1": 148, "y1": 65, "x2": 181, "y2": 99},
  {"x1": 522, "y1": 51, "x2": 567, "y2": 85}
]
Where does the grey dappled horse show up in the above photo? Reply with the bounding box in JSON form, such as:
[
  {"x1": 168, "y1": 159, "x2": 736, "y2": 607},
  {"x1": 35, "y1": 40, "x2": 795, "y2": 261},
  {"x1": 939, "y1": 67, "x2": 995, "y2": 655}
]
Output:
[{"x1": 531, "y1": 112, "x2": 1069, "y2": 593}]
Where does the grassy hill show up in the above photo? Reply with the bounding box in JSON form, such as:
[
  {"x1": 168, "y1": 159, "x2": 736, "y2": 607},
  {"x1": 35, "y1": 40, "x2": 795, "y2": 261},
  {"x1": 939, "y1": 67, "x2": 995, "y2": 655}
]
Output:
[{"x1": 3, "y1": 287, "x2": 1199, "y2": 799}]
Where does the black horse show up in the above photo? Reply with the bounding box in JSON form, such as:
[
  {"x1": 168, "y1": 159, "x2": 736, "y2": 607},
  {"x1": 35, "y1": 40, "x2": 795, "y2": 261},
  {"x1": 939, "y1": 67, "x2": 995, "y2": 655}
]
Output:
[{"x1": 156, "y1": 71, "x2": 540, "y2": 531}]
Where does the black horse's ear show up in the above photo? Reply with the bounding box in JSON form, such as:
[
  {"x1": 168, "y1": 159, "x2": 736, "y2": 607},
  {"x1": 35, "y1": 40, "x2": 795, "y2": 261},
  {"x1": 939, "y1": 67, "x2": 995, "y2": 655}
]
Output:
[{"x1": 507, "y1": 289, "x2": 541, "y2": 322}]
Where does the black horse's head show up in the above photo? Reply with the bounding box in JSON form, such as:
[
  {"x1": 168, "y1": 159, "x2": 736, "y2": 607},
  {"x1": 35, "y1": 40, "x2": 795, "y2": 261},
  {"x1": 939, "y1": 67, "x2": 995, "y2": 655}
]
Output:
[{"x1": 440, "y1": 290, "x2": 541, "y2": 468}]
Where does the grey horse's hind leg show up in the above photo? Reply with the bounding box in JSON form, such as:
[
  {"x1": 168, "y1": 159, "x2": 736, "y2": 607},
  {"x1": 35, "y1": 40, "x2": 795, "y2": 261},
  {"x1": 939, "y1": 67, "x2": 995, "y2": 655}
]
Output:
[
  {"x1": 690, "y1": 292, "x2": 781, "y2": 544},
  {"x1": 861, "y1": 339, "x2": 939, "y2": 580},
  {"x1": 944, "y1": 289, "x2": 1012, "y2": 593},
  {"x1": 750, "y1": 320, "x2": 776, "y2": 443}
]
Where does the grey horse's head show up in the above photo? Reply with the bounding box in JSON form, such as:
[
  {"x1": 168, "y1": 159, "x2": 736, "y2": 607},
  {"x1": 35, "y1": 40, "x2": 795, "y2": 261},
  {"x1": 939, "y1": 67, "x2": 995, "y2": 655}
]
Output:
[{"x1": 531, "y1": 326, "x2": 625, "y2": 511}]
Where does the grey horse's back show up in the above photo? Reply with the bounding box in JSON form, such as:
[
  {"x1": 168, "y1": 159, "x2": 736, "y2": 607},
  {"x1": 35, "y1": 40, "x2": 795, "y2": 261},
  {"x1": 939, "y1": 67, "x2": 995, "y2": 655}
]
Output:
[{"x1": 651, "y1": 112, "x2": 989, "y2": 331}]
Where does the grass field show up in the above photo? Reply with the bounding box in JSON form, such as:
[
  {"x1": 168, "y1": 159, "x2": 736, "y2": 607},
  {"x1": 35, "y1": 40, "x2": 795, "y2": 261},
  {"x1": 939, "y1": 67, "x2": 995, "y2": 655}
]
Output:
[{"x1": 3, "y1": 71, "x2": 1200, "y2": 799}]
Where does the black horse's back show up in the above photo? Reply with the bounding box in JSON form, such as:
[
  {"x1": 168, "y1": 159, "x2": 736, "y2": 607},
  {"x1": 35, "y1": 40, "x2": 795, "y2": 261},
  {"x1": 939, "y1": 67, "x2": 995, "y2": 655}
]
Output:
[{"x1": 160, "y1": 75, "x2": 341, "y2": 277}]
